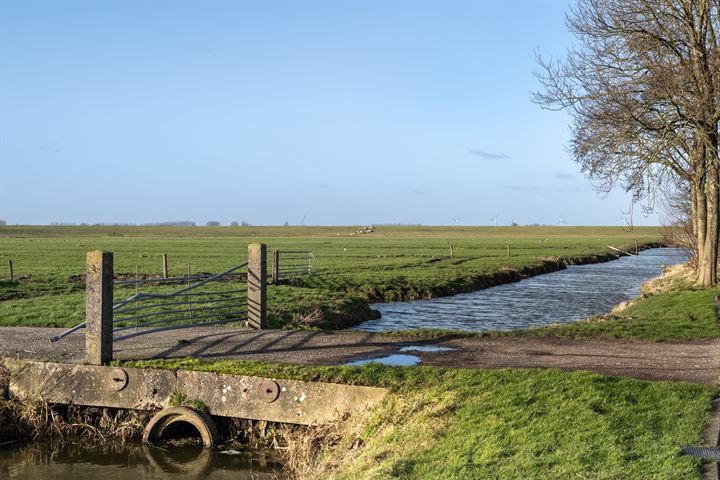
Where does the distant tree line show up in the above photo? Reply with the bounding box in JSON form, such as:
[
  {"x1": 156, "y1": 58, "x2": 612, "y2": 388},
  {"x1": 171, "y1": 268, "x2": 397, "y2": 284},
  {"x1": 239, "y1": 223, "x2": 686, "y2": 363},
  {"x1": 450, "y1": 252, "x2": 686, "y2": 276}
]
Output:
[
  {"x1": 45, "y1": 220, "x2": 263, "y2": 227},
  {"x1": 143, "y1": 221, "x2": 197, "y2": 227},
  {"x1": 373, "y1": 223, "x2": 423, "y2": 226}
]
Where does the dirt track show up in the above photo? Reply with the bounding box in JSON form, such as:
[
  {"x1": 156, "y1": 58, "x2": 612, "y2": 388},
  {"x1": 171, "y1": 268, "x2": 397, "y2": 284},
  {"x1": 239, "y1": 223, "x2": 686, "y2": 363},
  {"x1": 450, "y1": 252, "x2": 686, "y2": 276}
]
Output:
[{"x1": 0, "y1": 326, "x2": 717, "y2": 384}]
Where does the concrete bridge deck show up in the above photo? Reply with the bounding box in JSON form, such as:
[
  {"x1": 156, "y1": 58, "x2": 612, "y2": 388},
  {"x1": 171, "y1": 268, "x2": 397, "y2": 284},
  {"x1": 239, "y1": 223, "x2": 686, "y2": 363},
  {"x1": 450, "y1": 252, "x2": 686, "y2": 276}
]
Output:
[{"x1": 0, "y1": 326, "x2": 718, "y2": 385}]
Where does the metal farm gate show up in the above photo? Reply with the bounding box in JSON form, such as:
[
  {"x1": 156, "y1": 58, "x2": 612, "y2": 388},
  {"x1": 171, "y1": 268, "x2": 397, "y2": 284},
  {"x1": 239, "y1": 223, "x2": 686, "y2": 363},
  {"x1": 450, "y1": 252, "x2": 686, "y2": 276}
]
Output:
[
  {"x1": 271, "y1": 249, "x2": 313, "y2": 284},
  {"x1": 50, "y1": 261, "x2": 249, "y2": 344},
  {"x1": 50, "y1": 244, "x2": 273, "y2": 364}
]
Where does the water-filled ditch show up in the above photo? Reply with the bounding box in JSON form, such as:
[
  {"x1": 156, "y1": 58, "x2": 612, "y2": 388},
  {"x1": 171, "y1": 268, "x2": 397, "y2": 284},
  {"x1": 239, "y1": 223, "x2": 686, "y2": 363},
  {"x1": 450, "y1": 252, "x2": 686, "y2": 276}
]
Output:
[
  {"x1": 356, "y1": 248, "x2": 687, "y2": 333},
  {"x1": 0, "y1": 441, "x2": 284, "y2": 480}
]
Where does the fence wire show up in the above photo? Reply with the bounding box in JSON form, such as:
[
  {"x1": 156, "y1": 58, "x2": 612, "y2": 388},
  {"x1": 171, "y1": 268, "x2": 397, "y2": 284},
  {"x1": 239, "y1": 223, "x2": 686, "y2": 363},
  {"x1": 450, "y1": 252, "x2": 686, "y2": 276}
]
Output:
[{"x1": 274, "y1": 250, "x2": 313, "y2": 282}]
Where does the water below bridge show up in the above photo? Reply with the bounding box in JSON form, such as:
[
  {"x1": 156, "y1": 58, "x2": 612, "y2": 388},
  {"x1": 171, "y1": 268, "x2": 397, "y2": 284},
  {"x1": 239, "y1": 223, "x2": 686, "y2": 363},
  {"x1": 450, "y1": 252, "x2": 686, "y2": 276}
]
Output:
[
  {"x1": 356, "y1": 248, "x2": 687, "y2": 333},
  {"x1": 0, "y1": 441, "x2": 284, "y2": 480}
]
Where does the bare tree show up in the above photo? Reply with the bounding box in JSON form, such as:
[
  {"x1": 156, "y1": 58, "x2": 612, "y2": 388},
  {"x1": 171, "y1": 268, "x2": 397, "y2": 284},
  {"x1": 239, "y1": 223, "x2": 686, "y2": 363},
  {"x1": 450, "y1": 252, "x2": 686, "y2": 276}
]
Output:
[
  {"x1": 534, "y1": 0, "x2": 720, "y2": 285},
  {"x1": 661, "y1": 177, "x2": 697, "y2": 265}
]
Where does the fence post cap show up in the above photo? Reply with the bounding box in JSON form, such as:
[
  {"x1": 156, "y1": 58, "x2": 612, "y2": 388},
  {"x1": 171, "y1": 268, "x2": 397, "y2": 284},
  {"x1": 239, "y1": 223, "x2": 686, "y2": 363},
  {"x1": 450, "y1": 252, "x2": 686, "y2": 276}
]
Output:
[{"x1": 87, "y1": 250, "x2": 113, "y2": 261}]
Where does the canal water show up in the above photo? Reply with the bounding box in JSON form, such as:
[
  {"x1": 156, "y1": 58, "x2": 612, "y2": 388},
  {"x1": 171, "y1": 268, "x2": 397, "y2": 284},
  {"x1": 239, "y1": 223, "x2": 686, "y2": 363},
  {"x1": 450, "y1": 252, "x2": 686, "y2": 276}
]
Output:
[
  {"x1": 356, "y1": 248, "x2": 687, "y2": 333},
  {"x1": 0, "y1": 441, "x2": 284, "y2": 480}
]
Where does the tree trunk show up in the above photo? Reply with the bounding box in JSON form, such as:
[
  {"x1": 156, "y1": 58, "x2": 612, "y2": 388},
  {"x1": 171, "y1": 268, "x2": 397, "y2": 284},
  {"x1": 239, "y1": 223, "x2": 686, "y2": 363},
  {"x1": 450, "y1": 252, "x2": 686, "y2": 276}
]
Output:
[
  {"x1": 693, "y1": 145, "x2": 709, "y2": 283},
  {"x1": 697, "y1": 160, "x2": 719, "y2": 286},
  {"x1": 693, "y1": 179, "x2": 704, "y2": 257}
]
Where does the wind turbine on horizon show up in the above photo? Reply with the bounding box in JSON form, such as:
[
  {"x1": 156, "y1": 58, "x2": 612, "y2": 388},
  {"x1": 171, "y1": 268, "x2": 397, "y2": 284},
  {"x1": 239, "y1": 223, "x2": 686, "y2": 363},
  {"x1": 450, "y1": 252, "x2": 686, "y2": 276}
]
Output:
[
  {"x1": 558, "y1": 215, "x2": 567, "y2": 226},
  {"x1": 451, "y1": 217, "x2": 461, "y2": 227}
]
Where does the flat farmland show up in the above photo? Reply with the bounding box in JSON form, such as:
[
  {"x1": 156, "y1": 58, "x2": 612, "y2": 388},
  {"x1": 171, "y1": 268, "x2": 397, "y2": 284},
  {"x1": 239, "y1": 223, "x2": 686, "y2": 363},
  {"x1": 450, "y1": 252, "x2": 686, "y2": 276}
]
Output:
[{"x1": 0, "y1": 225, "x2": 663, "y2": 329}]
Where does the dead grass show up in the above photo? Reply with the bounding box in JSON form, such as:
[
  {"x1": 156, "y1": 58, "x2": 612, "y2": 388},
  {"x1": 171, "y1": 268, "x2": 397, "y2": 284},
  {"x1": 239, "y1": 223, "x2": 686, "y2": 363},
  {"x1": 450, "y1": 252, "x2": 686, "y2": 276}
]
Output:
[
  {"x1": 0, "y1": 365, "x2": 8, "y2": 399},
  {"x1": 0, "y1": 400, "x2": 151, "y2": 443},
  {"x1": 606, "y1": 263, "x2": 696, "y2": 315},
  {"x1": 640, "y1": 263, "x2": 696, "y2": 296},
  {"x1": 282, "y1": 388, "x2": 464, "y2": 480}
]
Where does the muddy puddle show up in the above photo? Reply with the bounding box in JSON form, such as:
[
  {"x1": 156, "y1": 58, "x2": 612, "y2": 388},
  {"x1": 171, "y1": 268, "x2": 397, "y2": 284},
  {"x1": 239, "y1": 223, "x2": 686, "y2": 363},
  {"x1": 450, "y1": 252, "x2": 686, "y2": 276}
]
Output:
[
  {"x1": 347, "y1": 354, "x2": 422, "y2": 366},
  {"x1": 346, "y1": 344, "x2": 457, "y2": 366}
]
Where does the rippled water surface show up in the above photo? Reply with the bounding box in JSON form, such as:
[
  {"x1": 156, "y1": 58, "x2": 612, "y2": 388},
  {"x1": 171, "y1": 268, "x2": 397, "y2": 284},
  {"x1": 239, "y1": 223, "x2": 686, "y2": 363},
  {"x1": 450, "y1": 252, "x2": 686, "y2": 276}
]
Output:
[
  {"x1": 356, "y1": 248, "x2": 687, "y2": 333},
  {"x1": 0, "y1": 442, "x2": 284, "y2": 480}
]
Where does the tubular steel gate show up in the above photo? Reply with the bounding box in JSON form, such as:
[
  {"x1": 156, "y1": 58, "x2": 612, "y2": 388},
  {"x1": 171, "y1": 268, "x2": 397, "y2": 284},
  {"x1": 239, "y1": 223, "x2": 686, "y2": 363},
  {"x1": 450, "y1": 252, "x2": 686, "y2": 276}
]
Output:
[
  {"x1": 50, "y1": 244, "x2": 271, "y2": 365},
  {"x1": 271, "y1": 250, "x2": 313, "y2": 284},
  {"x1": 112, "y1": 262, "x2": 248, "y2": 342}
]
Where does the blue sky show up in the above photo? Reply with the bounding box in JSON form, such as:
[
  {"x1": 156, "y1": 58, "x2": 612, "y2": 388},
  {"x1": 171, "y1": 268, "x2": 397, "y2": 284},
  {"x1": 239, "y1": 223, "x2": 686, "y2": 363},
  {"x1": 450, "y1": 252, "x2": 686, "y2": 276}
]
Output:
[{"x1": 0, "y1": 0, "x2": 660, "y2": 226}]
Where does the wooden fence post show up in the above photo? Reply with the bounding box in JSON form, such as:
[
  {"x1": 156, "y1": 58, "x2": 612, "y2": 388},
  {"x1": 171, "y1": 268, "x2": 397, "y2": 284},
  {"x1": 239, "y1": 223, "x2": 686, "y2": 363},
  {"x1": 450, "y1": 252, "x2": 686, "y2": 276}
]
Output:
[
  {"x1": 8, "y1": 260, "x2": 13, "y2": 281},
  {"x1": 272, "y1": 250, "x2": 280, "y2": 284},
  {"x1": 162, "y1": 253, "x2": 169, "y2": 278},
  {"x1": 248, "y1": 244, "x2": 267, "y2": 329},
  {"x1": 85, "y1": 250, "x2": 113, "y2": 365}
]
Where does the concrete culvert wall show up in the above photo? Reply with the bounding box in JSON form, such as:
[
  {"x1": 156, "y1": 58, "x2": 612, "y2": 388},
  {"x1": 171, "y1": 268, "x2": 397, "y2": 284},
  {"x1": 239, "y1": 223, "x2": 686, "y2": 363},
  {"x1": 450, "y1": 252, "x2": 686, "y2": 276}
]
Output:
[{"x1": 143, "y1": 406, "x2": 220, "y2": 448}]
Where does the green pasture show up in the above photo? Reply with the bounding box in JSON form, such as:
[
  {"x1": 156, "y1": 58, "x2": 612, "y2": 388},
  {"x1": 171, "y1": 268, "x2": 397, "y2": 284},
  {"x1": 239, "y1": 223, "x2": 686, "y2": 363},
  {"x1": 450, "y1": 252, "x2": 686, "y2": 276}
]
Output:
[
  {"x1": 0, "y1": 225, "x2": 662, "y2": 329},
  {"x1": 0, "y1": 225, "x2": 660, "y2": 283}
]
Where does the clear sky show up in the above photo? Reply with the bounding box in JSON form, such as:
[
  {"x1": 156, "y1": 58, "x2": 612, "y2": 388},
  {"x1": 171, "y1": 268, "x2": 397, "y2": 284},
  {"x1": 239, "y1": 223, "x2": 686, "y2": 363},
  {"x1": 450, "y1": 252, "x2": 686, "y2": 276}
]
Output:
[{"x1": 0, "y1": 0, "x2": 661, "y2": 226}]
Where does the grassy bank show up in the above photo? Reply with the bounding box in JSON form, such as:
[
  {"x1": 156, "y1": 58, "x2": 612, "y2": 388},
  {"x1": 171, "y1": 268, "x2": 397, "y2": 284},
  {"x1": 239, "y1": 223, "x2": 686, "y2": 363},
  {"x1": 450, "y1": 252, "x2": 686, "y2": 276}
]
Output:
[
  {"x1": 381, "y1": 288, "x2": 720, "y2": 343},
  {"x1": 379, "y1": 264, "x2": 720, "y2": 343},
  {"x1": 522, "y1": 288, "x2": 720, "y2": 341},
  {"x1": 124, "y1": 358, "x2": 715, "y2": 479},
  {"x1": 0, "y1": 225, "x2": 662, "y2": 329}
]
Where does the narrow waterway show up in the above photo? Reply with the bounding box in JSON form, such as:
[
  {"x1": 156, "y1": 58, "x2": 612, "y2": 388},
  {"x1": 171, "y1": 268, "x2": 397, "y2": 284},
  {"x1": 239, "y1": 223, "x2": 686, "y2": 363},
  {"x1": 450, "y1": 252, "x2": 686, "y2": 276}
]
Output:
[
  {"x1": 356, "y1": 248, "x2": 687, "y2": 333},
  {"x1": 0, "y1": 441, "x2": 284, "y2": 480}
]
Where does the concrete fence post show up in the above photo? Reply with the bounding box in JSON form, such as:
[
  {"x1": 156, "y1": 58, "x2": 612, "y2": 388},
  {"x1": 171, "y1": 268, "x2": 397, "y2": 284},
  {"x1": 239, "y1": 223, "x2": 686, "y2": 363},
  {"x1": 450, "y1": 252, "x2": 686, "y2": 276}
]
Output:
[
  {"x1": 162, "y1": 253, "x2": 169, "y2": 278},
  {"x1": 85, "y1": 250, "x2": 113, "y2": 365},
  {"x1": 272, "y1": 250, "x2": 280, "y2": 285},
  {"x1": 247, "y1": 243, "x2": 267, "y2": 329}
]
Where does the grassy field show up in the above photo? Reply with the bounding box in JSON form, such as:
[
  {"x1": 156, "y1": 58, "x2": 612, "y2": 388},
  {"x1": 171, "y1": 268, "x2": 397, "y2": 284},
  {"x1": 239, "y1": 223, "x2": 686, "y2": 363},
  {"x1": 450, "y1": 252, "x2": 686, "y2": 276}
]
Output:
[
  {"x1": 3, "y1": 226, "x2": 717, "y2": 479},
  {"x1": 126, "y1": 358, "x2": 715, "y2": 479},
  {"x1": 0, "y1": 225, "x2": 663, "y2": 329}
]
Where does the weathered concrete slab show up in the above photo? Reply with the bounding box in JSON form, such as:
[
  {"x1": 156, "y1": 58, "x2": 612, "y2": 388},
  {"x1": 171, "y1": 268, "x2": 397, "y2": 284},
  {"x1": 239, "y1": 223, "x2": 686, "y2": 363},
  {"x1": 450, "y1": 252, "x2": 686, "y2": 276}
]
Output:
[
  {"x1": 2, "y1": 358, "x2": 387, "y2": 425},
  {"x1": 177, "y1": 370, "x2": 386, "y2": 425},
  {"x1": 4, "y1": 358, "x2": 175, "y2": 410}
]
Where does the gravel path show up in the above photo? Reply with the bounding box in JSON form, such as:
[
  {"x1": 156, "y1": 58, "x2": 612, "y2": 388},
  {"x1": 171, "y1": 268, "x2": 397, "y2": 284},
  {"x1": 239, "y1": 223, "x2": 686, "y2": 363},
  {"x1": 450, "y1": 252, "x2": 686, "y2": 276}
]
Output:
[{"x1": 1, "y1": 326, "x2": 718, "y2": 384}]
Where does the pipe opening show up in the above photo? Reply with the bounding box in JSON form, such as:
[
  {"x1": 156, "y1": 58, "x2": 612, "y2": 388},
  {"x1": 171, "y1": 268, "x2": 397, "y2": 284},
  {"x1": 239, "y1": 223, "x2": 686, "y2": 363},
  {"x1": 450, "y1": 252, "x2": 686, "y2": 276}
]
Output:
[
  {"x1": 143, "y1": 406, "x2": 219, "y2": 449},
  {"x1": 158, "y1": 421, "x2": 203, "y2": 445}
]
